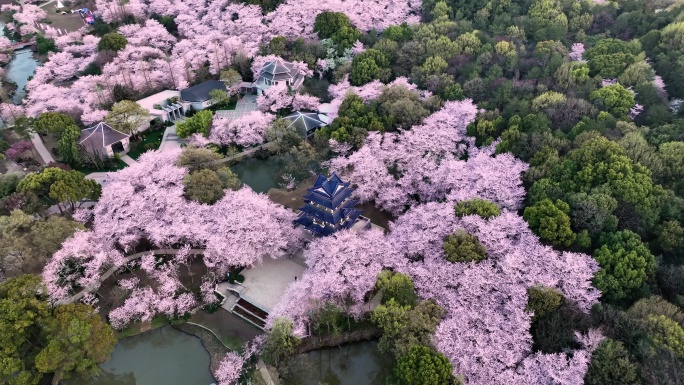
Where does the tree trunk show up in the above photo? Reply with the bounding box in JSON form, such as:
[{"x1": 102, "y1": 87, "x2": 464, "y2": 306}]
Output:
[{"x1": 51, "y1": 370, "x2": 63, "y2": 385}]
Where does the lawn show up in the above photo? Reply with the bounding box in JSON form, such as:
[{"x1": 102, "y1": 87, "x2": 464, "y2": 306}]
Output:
[
  {"x1": 72, "y1": 158, "x2": 127, "y2": 175},
  {"x1": 127, "y1": 129, "x2": 165, "y2": 160}
]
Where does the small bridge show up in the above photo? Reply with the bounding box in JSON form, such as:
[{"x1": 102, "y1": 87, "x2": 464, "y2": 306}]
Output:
[{"x1": 5, "y1": 38, "x2": 36, "y2": 53}]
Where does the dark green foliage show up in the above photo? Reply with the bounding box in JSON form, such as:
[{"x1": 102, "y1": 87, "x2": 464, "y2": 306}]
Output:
[
  {"x1": 372, "y1": 298, "x2": 445, "y2": 359},
  {"x1": 35, "y1": 35, "x2": 57, "y2": 55},
  {"x1": 313, "y1": 11, "x2": 361, "y2": 52},
  {"x1": 79, "y1": 62, "x2": 102, "y2": 76},
  {"x1": 33, "y1": 112, "x2": 75, "y2": 137},
  {"x1": 585, "y1": 39, "x2": 641, "y2": 78},
  {"x1": 376, "y1": 270, "x2": 418, "y2": 307},
  {"x1": 526, "y1": 286, "x2": 563, "y2": 321},
  {"x1": 242, "y1": 0, "x2": 283, "y2": 12},
  {"x1": 585, "y1": 339, "x2": 641, "y2": 385},
  {"x1": 176, "y1": 110, "x2": 212, "y2": 138},
  {"x1": 454, "y1": 199, "x2": 501, "y2": 219},
  {"x1": 92, "y1": 19, "x2": 113, "y2": 36},
  {"x1": 523, "y1": 199, "x2": 576, "y2": 247},
  {"x1": 442, "y1": 230, "x2": 487, "y2": 263},
  {"x1": 261, "y1": 318, "x2": 299, "y2": 368},
  {"x1": 350, "y1": 49, "x2": 390, "y2": 85},
  {"x1": 593, "y1": 230, "x2": 656, "y2": 304},
  {"x1": 395, "y1": 345, "x2": 456, "y2": 385},
  {"x1": 97, "y1": 33, "x2": 128, "y2": 52}
]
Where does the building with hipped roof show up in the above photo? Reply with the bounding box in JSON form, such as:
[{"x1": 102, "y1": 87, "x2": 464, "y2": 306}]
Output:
[{"x1": 79, "y1": 122, "x2": 130, "y2": 158}]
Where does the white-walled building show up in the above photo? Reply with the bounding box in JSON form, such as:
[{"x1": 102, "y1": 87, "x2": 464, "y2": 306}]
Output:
[{"x1": 136, "y1": 90, "x2": 186, "y2": 123}]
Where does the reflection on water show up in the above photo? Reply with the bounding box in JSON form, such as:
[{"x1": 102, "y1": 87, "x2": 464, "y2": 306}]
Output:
[
  {"x1": 65, "y1": 326, "x2": 215, "y2": 385},
  {"x1": 5, "y1": 49, "x2": 39, "y2": 104},
  {"x1": 231, "y1": 157, "x2": 283, "y2": 193},
  {"x1": 282, "y1": 341, "x2": 393, "y2": 385}
]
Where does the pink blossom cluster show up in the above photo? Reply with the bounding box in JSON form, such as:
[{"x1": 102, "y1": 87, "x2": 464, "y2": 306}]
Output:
[
  {"x1": 214, "y1": 336, "x2": 264, "y2": 384},
  {"x1": 43, "y1": 150, "x2": 301, "y2": 303},
  {"x1": 5, "y1": 140, "x2": 33, "y2": 160},
  {"x1": 629, "y1": 103, "x2": 644, "y2": 120},
  {"x1": 327, "y1": 100, "x2": 528, "y2": 215},
  {"x1": 568, "y1": 43, "x2": 585, "y2": 62},
  {"x1": 388, "y1": 204, "x2": 600, "y2": 383},
  {"x1": 7, "y1": 4, "x2": 46, "y2": 36},
  {"x1": 324, "y1": 76, "x2": 419, "y2": 118},
  {"x1": 256, "y1": 83, "x2": 321, "y2": 113},
  {"x1": 268, "y1": 228, "x2": 392, "y2": 332},
  {"x1": 209, "y1": 110, "x2": 275, "y2": 146},
  {"x1": 108, "y1": 286, "x2": 197, "y2": 329}
]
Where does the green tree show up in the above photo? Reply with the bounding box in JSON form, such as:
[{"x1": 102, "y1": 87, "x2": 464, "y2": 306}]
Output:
[
  {"x1": 183, "y1": 169, "x2": 225, "y2": 204},
  {"x1": 372, "y1": 298, "x2": 445, "y2": 359},
  {"x1": 523, "y1": 199, "x2": 576, "y2": 247},
  {"x1": 261, "y1": 318, "x2": 299, "y2": 368},
  {"x1": 265, "y1": 118, "x2": 304, "y2": 153},
  {"x1": 657, "y1": 221, "x2": 684, "y2": 259},
  {"x1": 376, "y1": 270, "x2": 418, "y2": 307},
  {"x1": 454, "y1": 199, "x2": 501, "y2": 219},
  {"x1": 33, "y1": 112, "x2": 76, "y2": 137},
  {"x1": 593, "y1": 230, "x2": 656, "y2": 303},
  {"x1": 176, "y1": 110, "x2": 212, "y2": 138},
  {"x1": 220, "y1": 69, "x2": 242, "y2": 88},
  {"x1": 395, "y1": 345, "x2": 455, "y2": 385},
  {"x1": 0, "y1": 275, "x2": 49, "y2": 385},
  {"x1": 36, "y1": 35, "x2": 57, "y2": 55},
  {"x1": 526, "y1": 286, "x2": 563, "y2": 321},
  {"x1": 442, "y1": 230, "x2": 487, "y2": 263},
  {"x1": 97, "y1": 33, "x2": 128, "y2": 52},
  {"x1": 349, "y1": 49, "x2": 390, "y2": 86},
  {"x1": 35, "y1": 303, "x2": 116, "y2": 385},
  {"x1": 585, "y1": 38, "x2": 641, "y2": 78},
  {"x1": 57, "y1": 125, "x2": 81, "y2": 164},
  {"x1": 525, "y1": 0, "x2": 568, "y2": 40},
  {"x1": 18, "y1": 168, "x2": 100, "y2": 211},
  {"x1": 313, "y1": 11, "x2": 354, "y2": 39},
  {"x1": 644, "y1": 314, "x2": 684, "y2": 360},
  {"x1": 105, "y1": 100, "x2": 150, "y2": 135},
  {"x1": 584, "y1": 339, "x2": 641, "y2": 385},
  {"x1": 0, "y1": 211, "x2": 84, "y2": 277},
  {"x1": 658, "y1": 142, "x2": 684, "y2": 189},
  {"x1": 208, "y1": 89, "x2": 230, "y2": 108},
  {"x1": 269, "y1": 36, "x2": 287, "y2": 56},
  {"x1": 590, "y1": 84, "x2": 636, "y2": 117},
  {"x1": 176, "y1": 146, "x2": 223, "y2": 170}
]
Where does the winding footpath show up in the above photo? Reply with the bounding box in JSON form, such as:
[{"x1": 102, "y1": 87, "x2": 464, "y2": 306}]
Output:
[{"x1": 55, "y1": 248, "x2": 206, "y2": 305}]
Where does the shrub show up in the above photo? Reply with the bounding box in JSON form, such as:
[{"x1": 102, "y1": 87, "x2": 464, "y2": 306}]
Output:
[
  {"x1": 376, "y1": 270, "x2": 418, "y2": 307},
  {"x1": 526, "y1": 286, "x2": 563, "y2": 321},
  {"x1": 395, "y1": 345, "x2": 456, "y2": 385},
  {"x1": 454, "y1": 199, "x2": 501, "y2": 219},
  {"x1": 442, "y1": 230, "x2": 487, "y2": 263},
  {"x1": 584, "y1": 339, "x2": 641, "y2": 385}
]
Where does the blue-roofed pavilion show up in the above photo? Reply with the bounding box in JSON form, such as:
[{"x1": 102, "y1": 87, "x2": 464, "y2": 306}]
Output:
[{"x1": 294, "y1": 173, "x2": 363, "y2": 237}]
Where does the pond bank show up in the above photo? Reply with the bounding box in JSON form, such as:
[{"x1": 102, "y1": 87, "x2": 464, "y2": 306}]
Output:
[{"x1": 297, "y1": 327, "x2": 383, "y2": 354}]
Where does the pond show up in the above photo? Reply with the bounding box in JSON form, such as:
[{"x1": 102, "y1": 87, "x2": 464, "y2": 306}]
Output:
[
  {"x1": 5, "y1": 49, "x2": 39, "y2": 104},
  {"x1": 65, "y1": 326, "x2": 216, "y2": 385},
  {"x1": 231, "y1": 156, "x2": 283, "y2": 193},
  {"x1": 281, "y1": 341, "x2": 393, "y2": 385}
]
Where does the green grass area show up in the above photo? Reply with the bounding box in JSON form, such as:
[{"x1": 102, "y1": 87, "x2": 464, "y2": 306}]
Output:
[
  {"x1": 209, "y1": 96, "x2": 238, "y2": 111},
  {"x1": 116, "y1": 316, "x2": 171, "y2": 339},
  {"x1": 127, "y1": 129, "x2": 165, "y2": 160},
  {"x1": 72, "y1": 159, "x2": 127, "y2": 175}
]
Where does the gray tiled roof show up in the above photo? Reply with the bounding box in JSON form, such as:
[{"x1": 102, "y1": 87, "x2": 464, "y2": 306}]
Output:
[
  {"x1": 181, "y1": 80, "x2": 227, "y2": 102},
  {"x1": 259, "y1": 59, "x2": 297, "y2": 81},
  {"x1": 283, "y1": 111, "x2": 327, "y2": 134},
  {"x1": 79, "y1": 122, "x2": 130, "y2": 149}
]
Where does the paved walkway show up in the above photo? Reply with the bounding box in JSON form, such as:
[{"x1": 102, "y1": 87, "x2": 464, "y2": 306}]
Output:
[
  {"x1": 30, "y1": 133, "x2": 55, "y2": 165},
  {"x1": 158, "y1": 125, "x2": 185, "y2": 153},
  {"x1": 214, "y1": 95, "x2": 258, "y2": 120},
  {"x1": 120, "y1": 154, "x2": 137, "y2": 166}
]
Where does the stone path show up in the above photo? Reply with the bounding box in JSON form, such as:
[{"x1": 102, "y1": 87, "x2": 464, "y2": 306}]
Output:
[
  {"x1": 158, "y1": 125, "x2": 185, "y2": 153},
  {"x1": 120, "y1": 154, "x2": 137, "y2": 166},
  {"x1": 214, "y1": 95, "x2": 258, "y2": 120},
  {"x1": 30, "y1": 133, "x2": 55, "y2": 165}
]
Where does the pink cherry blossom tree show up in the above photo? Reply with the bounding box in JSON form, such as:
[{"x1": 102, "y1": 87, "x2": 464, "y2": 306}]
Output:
[{"x1": 209, "y1": 110, "x2": 275, "y2": 146}]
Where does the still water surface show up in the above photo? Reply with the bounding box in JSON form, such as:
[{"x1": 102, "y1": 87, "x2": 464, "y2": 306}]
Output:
[
  {"x1": 231, "y1": 157, "x2": 282, "y2": 193},
  {"x1": 65, "y1": 326, "x2": 215, "y2": 385},
  {"x1": 5, "y1": 49, "x2": 39, "y2": 104},
  {"x1": 282, "y1": 341, "x2": 393, "y2": 385}
]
